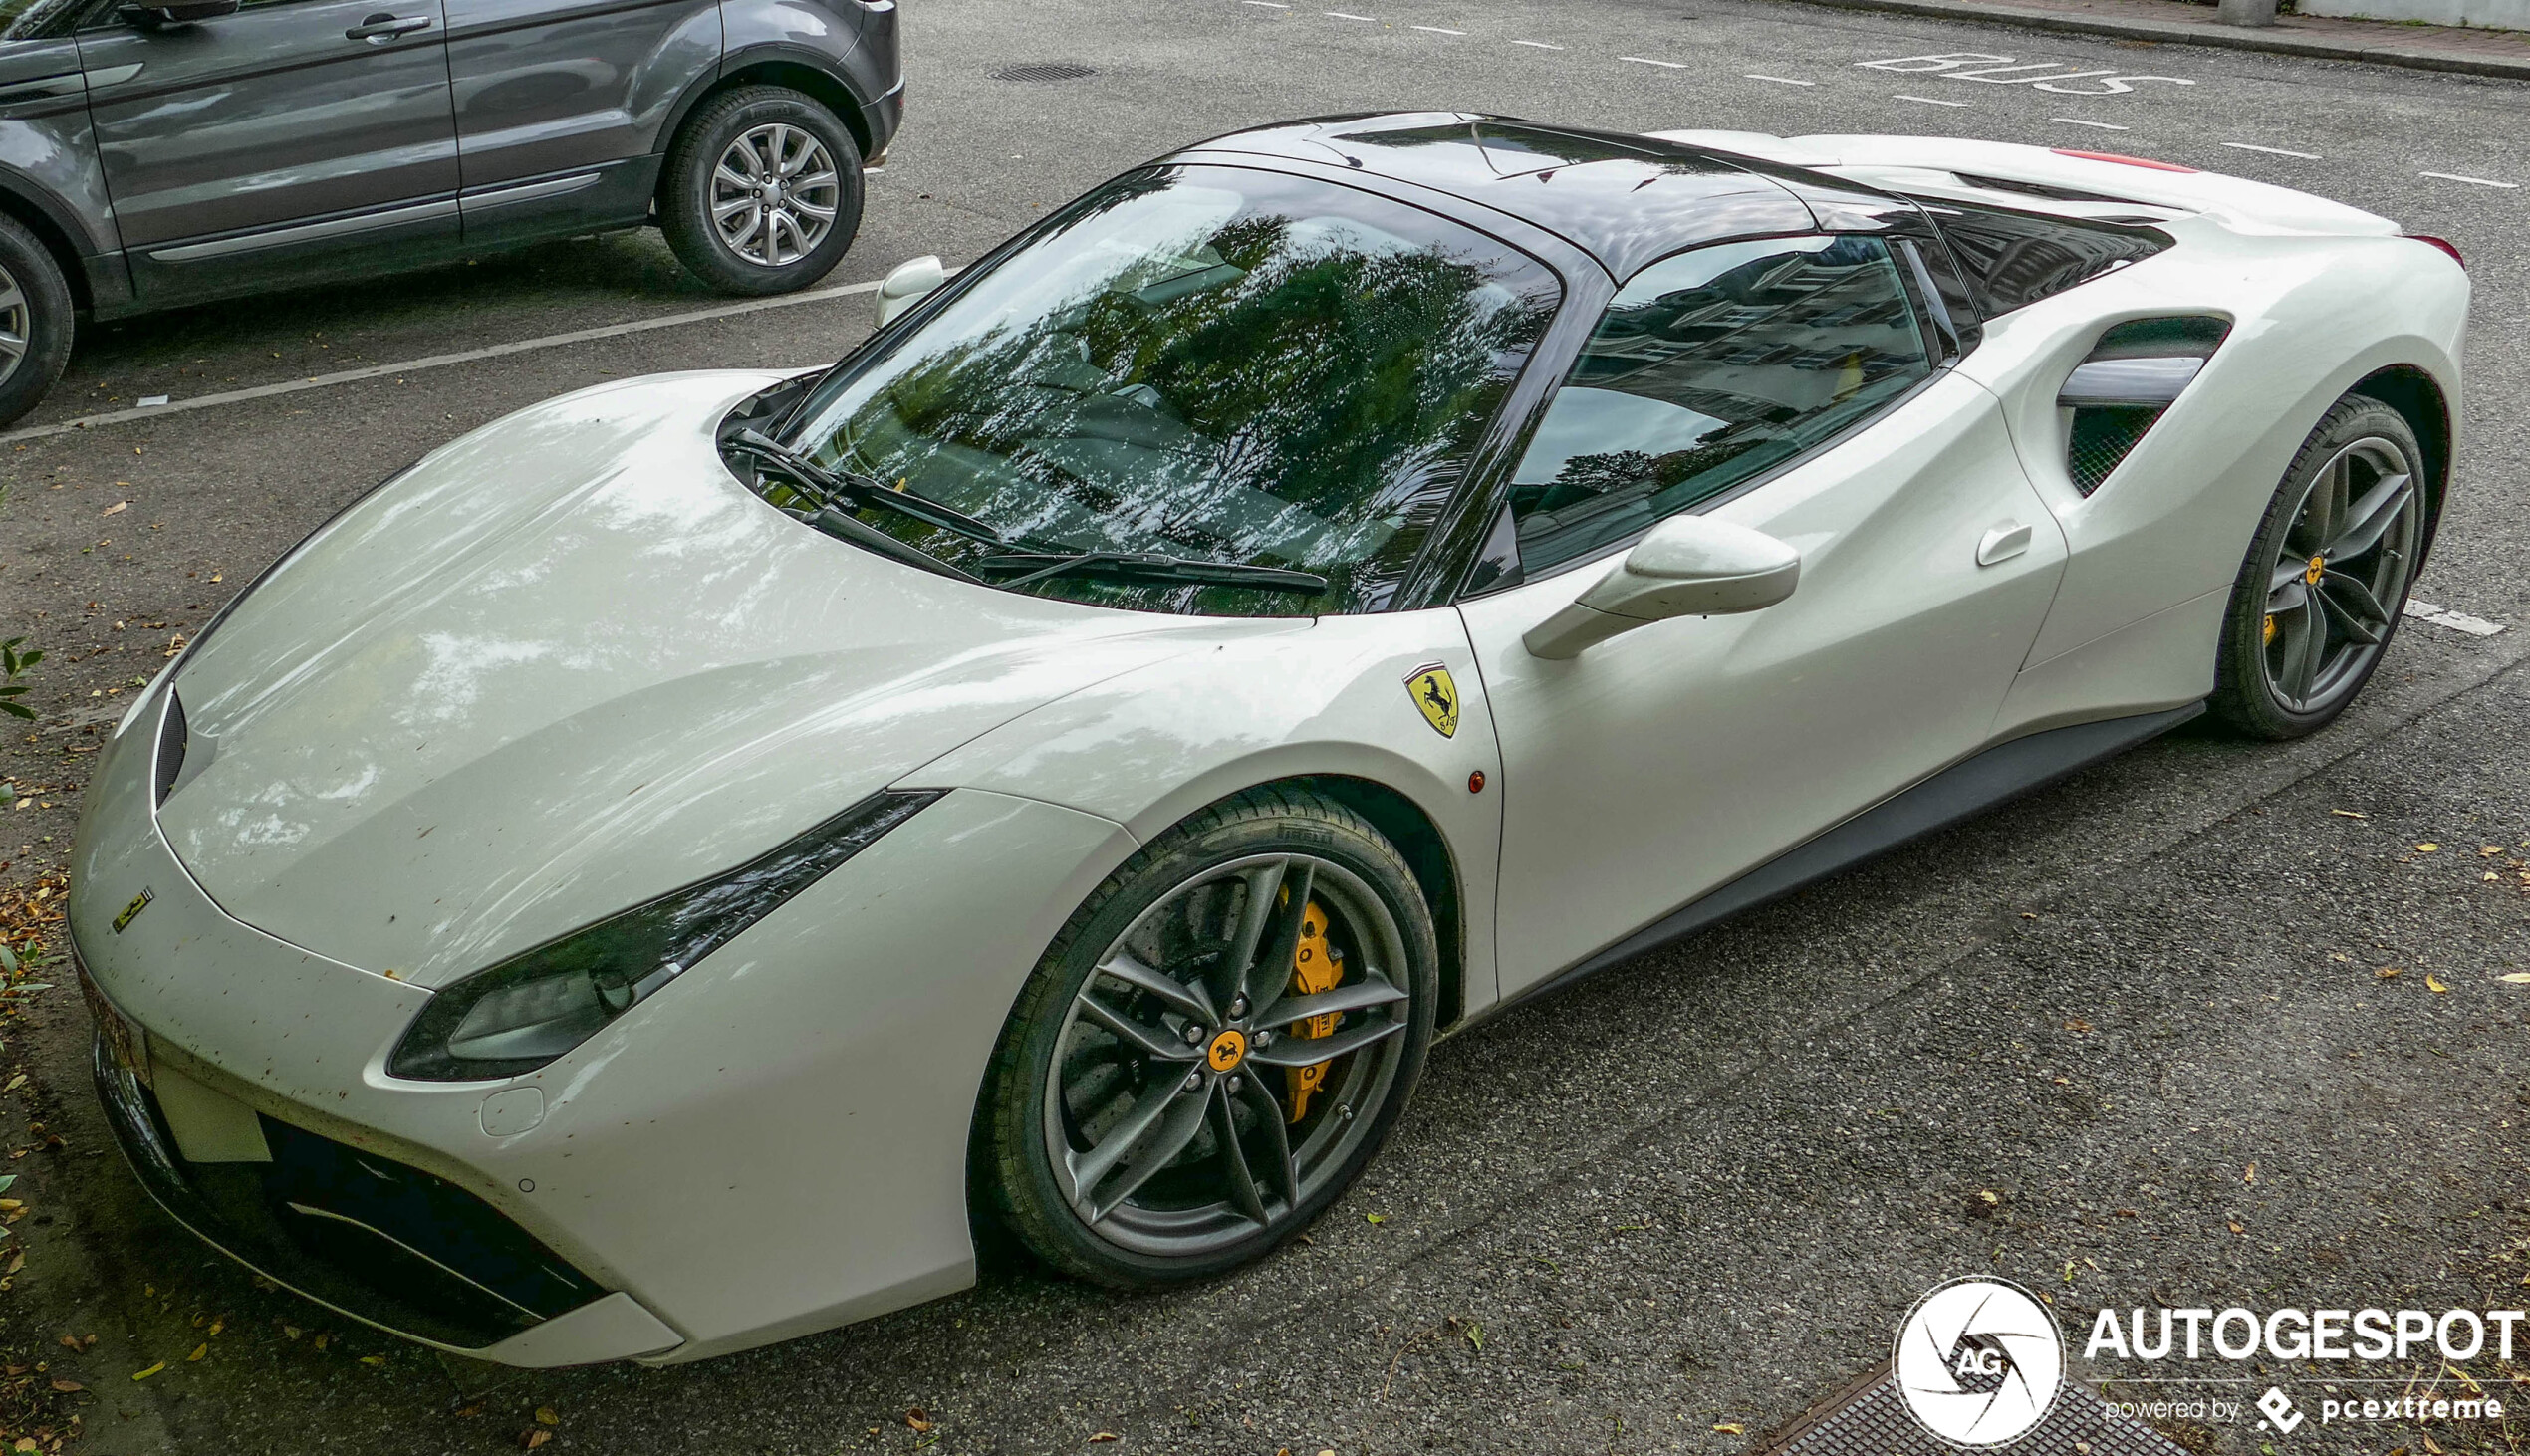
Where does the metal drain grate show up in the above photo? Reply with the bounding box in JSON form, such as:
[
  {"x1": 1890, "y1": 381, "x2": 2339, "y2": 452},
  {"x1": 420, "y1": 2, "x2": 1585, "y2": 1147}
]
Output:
[
  {"x1": 1756, "y1": 1362, "x2": 2195, "y2": 1456},
  {"x1": 990, "y1": 61, "x2": 1097, "y2": 83}
]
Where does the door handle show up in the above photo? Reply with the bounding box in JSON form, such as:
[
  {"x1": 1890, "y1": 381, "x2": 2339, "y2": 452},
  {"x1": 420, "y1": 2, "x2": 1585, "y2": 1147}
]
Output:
[
  {"x1": 1976, "y1": 521, "x2": 2033, "y2": 568},
  {"x1": 345, "y1": 12, "x2": 431, "y2": 40}
]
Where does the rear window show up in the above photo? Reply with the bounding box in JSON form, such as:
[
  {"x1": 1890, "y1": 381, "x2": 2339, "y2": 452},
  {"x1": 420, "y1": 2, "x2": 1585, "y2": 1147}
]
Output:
[{"x1": 1909, "y1": 200, "x2": 2168, "y2": 317}]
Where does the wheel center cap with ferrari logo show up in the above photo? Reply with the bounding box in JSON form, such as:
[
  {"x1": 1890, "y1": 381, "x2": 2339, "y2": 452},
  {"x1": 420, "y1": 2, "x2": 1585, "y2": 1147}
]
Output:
[
  {"x1": 2304, "y1": 553, "x2": 2326, "y2": 586},
  {"x1": 1205, "y1": 1029, "x2": 1248, "y2": 1073}
]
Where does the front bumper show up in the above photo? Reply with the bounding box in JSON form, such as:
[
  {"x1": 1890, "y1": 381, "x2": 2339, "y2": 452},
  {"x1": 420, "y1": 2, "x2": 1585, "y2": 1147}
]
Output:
[{"x1": 72, "y1": 686, "x2": 1138, "y2": 1363}]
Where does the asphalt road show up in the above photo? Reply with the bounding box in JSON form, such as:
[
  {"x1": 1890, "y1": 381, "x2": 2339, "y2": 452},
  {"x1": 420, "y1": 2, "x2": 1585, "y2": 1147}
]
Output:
[{"x1": 2, "y1": 1, "x2": 2528, "y2": 1452}]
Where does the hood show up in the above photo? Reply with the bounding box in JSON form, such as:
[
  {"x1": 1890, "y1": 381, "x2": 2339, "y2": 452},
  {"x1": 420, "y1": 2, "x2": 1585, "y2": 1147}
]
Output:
[{"x1": 158, "y1": 371, "x2": 1268, "y2": 987}]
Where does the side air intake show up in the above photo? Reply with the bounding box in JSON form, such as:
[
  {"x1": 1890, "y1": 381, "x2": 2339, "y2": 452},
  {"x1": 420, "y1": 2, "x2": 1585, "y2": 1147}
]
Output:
[{"x1": 2056, "y1": 317, "x2": 2229, "y2": 495}]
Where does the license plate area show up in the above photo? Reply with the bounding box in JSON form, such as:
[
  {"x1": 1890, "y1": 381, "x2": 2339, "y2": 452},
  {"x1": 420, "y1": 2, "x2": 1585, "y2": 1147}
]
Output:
[{"x1": 80, "y1": 961, "x2": 151, "y2": 1088}]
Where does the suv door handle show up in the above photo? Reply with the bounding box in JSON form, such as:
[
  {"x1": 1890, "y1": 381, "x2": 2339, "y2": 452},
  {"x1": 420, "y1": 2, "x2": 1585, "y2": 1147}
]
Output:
[{"x1": 345, "y1": 12, "x2": 431, "y2": 40}]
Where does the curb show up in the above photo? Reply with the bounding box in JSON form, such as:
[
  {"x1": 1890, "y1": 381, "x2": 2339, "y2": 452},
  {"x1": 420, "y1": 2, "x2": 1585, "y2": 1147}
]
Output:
[{"x1": 1777, "y1": 0, "x2": 2530, "y2": 82}]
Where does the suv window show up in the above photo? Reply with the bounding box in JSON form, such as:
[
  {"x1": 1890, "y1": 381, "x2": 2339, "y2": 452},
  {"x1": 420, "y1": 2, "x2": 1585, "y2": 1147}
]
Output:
[
  {"x1": 782, "y1": 165, "x2": 1562, "y2": 616},
  {"x1": 1502, "y1": 234, "x2": 1932, "y2": 577}
]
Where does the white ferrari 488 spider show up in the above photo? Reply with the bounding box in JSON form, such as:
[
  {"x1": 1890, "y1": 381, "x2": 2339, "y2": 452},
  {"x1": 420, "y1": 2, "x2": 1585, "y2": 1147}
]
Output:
[{"x1": 69, "y1": 115, "x2": 2465, "y2": 1366}]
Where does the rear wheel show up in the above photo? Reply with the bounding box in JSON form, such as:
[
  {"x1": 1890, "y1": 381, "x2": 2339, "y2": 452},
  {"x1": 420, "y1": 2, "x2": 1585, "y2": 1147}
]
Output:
[
  {"x1": 0, "y1": 214, "x2": 73, "y2": 428},
  {"x1": 978, "y1": 788, "x2": 1437, "y2": 1287},
  {"x1": 2209, "y1": 396, "x2": 2426, "y2": 739},
  {"x1": 657, "y1": 86, "x2": 864, "y2": 296}
]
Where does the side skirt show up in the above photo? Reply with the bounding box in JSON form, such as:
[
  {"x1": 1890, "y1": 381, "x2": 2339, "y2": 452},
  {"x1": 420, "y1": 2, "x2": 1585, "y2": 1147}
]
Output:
[{"x1": 1478, "y1": 702, "x2": 2204, "y2": 1023}]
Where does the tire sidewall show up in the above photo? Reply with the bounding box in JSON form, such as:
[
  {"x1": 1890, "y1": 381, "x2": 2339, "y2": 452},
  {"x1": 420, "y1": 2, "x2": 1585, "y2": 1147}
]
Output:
[
  {"x1": 985, "y1": 795, "x2": 1438, "y2": 1287},
  {"x1": 0, "y1": 217, "x2": 74, "y2": 429},
  {"x1": 2212, "y1": 397, "x2": 2426, "y2": 739},
  {"x1": 662, "y1": 89, "x2": 864, "y2": 295}
]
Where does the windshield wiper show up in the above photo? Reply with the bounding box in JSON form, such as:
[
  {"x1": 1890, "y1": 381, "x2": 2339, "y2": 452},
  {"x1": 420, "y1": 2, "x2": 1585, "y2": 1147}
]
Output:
[
  {"x1": 727, "y1": 429, "x2": 1009, "y2": 548},
  {"x1": 793, "y1": 505, "x2": 982, "y2": 585},
  {"x1": 974, "y1": 550, "x2": 1330, "y2": 596}
]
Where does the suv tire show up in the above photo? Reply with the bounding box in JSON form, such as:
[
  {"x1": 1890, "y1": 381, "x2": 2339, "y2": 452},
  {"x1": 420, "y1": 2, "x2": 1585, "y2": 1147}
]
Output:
[
  {"x1": 659, "y1": 86, "x2": 865, "y2": 296},
  {"x1": 0, "y1": 215, "x2": 74, "y2": 428}
]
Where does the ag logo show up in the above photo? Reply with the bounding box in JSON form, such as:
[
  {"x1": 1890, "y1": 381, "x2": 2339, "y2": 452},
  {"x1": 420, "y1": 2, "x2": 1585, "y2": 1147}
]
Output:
[
  {"x1": 1403, "y1": 662, "x2": 1458, "y2": 739},
  {"x1": 113, "y1": 887, "x2": 153, "y2": 934},
  {"x1": 1895, "y1": 1277, "x2": 2063, "y2": 1446}
]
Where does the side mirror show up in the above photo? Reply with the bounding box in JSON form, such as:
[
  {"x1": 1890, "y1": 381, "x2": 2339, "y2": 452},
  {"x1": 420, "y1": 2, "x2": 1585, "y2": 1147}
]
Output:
[
  {"x1": 121, "y1": 0, "x2": 237, "y2": 26},
  {"x1": 874, "y1": 255, "x2": 944, "y2": 327},
  {"x1": 1522, "y1": 515, "x2": 1800, "y2": 660}
]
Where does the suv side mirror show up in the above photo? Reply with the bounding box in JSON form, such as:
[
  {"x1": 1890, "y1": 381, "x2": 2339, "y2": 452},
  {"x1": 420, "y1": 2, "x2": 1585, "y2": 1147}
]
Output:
[
  {"x1": 121, "y1": 0, "x2": 238, "y2": 25},
  {"x1": 1522, "y1": 514, "x2": 1800, "y2": 659},
  {"x1": 874, "y1": 255, "x2": 944, "y2": 327}
]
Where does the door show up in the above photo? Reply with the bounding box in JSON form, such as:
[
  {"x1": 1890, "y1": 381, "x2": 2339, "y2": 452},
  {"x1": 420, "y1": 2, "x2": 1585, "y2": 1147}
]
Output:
[
  {"x1": 1457, "y1": 233, "x2": 2069, "y2": 996},
  {"x1": 77, "y1": 0, "x2": 457, "y2": 299},
  {"x1": 443, "y1": 0, "x2": 718, "y2": 244}
]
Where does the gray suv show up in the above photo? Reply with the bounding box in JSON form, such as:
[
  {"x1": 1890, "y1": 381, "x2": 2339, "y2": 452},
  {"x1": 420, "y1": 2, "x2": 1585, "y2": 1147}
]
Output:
[{"x1": 0, "y1": 0, "x2": 902, "y2": 423}]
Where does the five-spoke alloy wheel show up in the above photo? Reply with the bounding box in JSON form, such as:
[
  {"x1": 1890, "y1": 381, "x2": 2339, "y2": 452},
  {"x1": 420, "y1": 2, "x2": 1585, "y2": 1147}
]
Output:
[
  {"x1": 2213, "y1": 395, "x2": 2429, "y2": 738},
  {"x1": 981, "y1": 789, "x2": 1436, "y2": 1287}
]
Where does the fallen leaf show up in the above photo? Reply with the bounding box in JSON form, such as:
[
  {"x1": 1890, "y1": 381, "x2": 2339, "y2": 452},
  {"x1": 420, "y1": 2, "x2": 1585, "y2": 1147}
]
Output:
[
  {"x1": 3, "y1": 1076, "x2": 22, "y2": 1092},
  {"x1": 535, "y1": 1407, "x2": 559, "y2": 1426},
  {"x1": 185, "y1": 1342, "x2": 206, "y2": 1362},
  {"x1": 2417, "y1": 843, "x2": 2440, "y2": 852},
  {"x1": 2500, "y1": 973, "x2": 2530, "y2": 984},
  {"x1": 906, "y1": 1408, "x2": 933, "y2": 1433},
  {"x1": 522, "y1": 1431, "x2": 551, "y2": 1451},
  {"x1": 55, "y1": 1336, "x2": 77, "y2": 1351},
  {"x1": 2426, "y1": 974, "x2": 2449, "y2": 993},
  {"x1": 2484, "y1": 846, "x2": 2506, "y2": 856},
  {"x1": 1088, "y1": 1436, "x2": 1121, "y2": 1445},
  {"x1": 1715, "y1": 1422, "x2": 1745, "y2": 1434},
  {"x1": 47, "y1": 1378, "x2": 80, "y2": 1392},
  {"x1": 2063, "y1": 1019, "x2": 2092, "y2": 1033},
  {"x1": 2227, "y1": 1221, "x2": 2245, "y2": 1234},
  {"x1": 359, "y1": 1353, "x2": 384, "y2": 1366},
  {"x1": 2243, "y1": 1163, "x2": 2256, "y2": 1184},
  {"x1": 1366, "y1": 1212, "x2": 1386, "y2": 1225},
  {"x1": 100, "y1": 503, "x2": 126, "y2": 517},
  {"x1": 2378, "y1": 967, "x2": 2404, "y2": 981},
  {"x1": 2423, "y1": 1436, "x2": 2444, "y2": 1455},
  {"x1": 129, "y1": 1362, "x2": 162, "y2": 1381},
  {"x1": 1976, "y1": 1190, "x2": 2001, "y2": 1206}
]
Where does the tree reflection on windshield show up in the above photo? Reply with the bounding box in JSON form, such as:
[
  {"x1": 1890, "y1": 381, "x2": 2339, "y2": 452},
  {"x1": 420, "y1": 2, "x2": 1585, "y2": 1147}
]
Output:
[{"x1": 784, "y1": 165, "x2": 1562, "y2": 616}]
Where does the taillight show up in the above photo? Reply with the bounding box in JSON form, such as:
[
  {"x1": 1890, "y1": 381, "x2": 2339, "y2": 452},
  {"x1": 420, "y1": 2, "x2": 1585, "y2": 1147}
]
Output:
[
  {"x1": 2052, "y1": 149, "x2": 2198, "y2": 174},
  {"x1": 2407, "y1": 234, "x2": 2465, "y2": 270}
]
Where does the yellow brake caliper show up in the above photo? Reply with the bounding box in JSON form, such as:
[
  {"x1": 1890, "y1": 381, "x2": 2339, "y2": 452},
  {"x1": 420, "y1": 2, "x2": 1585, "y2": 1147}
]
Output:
[{"x1": 1284, "y1": 899, "x2": 1341, "y2": 1123}]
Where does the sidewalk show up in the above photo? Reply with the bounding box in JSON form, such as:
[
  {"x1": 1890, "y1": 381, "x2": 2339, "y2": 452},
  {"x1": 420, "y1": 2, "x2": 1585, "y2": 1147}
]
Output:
[{"x1": 1781, "y1": 0, "x2": 2530, "y2": 80}]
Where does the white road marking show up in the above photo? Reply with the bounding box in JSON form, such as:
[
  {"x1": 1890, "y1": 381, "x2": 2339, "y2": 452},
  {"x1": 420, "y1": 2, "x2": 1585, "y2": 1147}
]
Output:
[
  {"x1": 1744, "y1": 73, "x2": 1816, "y2": 86},
  {"x1": 1240, "y1": 2, "x2": 1289, "y2": 7},
  {"x1": 2404, "y1": 600, "x2": 2507, "y2": 637},
  {"x1": 1325, "y1": 9, "x2": 1378, "y2": 18},
  {"x1": 1509, "y1": 39, "x2": 1564, "y2": 49},
  {"x1": 2221, "y1": 141, "x2": 2321, "y2": 159},
  {"x1": 1411, "y1": 23, "x2": 1464, "y2": 33},
  {"x1": 2419, "y1": 170, "x2": 2518, "y2": 188},
  {"x1": 1623, "y1": 55, "x2": 1688, "y2": 68},
  {"x1": 0, "y1": 276, "x2": 896, "y2": 445},
  {"x1": 1895, "y1": 94, "x2": 1973, "y2": 107},
  {"x1": 2055, "y1": 117, "x2": 2129, "y2": 130}
]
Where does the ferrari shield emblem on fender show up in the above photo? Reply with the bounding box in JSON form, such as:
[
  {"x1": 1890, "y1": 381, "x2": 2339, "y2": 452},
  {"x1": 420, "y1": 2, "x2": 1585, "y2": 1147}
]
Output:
[{"x1": 1404, "y1": 663, "x2": 1458, "y2": 739}]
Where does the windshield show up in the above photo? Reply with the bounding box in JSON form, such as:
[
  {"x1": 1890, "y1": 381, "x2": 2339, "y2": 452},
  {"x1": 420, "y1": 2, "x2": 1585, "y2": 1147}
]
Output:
[{"x1": 780, "y1": 165, "x2": 1562, "y2": 615}]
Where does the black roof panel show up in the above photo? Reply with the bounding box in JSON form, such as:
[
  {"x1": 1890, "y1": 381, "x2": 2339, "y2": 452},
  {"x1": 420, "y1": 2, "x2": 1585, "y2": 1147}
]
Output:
[{"x1": 1176, "y1": 114, "x2": 1825, "y2": 279}]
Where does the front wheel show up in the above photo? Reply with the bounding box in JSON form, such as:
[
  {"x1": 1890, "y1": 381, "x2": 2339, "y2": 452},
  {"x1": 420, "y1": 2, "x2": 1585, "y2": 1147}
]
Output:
[
  {"x1": 657, "y1": 86, "x2": 865, "y2": 296},
  {"x1": 2209, "y1": 396, "x2": 2428, "y2": 740},
  {"x1": 977, "y1": 788, "x2": 1438, "y2": 1288},
  {"x1": 0, "y1": 214, "x2": 74, "y2": 428}
]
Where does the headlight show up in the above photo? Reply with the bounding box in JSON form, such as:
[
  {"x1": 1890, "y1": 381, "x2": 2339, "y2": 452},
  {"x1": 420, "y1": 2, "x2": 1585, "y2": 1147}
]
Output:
[{"x1": 388, "y1": 789, "x2": 943, "y2": 1082}]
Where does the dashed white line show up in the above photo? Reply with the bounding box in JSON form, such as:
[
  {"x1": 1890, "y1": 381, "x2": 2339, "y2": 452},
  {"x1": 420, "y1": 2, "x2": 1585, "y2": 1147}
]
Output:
[
  {"x1": 2419, "y1": 170, "x2": 2518, "y2": 189},
  {"x1": 1509, "y1": 39, "x2": 1564, "y2": 49},
  {"x1": 1895, "y1": 94, "x2": 1972, "y2": 107},
  {"x1": 1240, "y1": 2, "x2": 1288, "y2": 7},
  {"x1": 1744, "y1": 73, "x2": 1815, "y2": 86},
  {"x1": 2222, "y1": 141, "x2": 2321, "y2": 159},
  {"x1": 0, "y1": 276, "x2": 900, "y2": 444},
  {"x1": 1324, "y1": 9, "x2": 1378, "y2": 18},
  {"x1": 1411, "y1": 23, "x2": 1464, "y2": 33},
  {"x1": 1622, "y1": 55, "x2": 1688, "y2": 69},
  {"x1": 2404, "y1": 600, "x2": 2507, "y2": 637},
  {"x1": 2054, "y1": 118, "x2": 2129, "y2": 130}
]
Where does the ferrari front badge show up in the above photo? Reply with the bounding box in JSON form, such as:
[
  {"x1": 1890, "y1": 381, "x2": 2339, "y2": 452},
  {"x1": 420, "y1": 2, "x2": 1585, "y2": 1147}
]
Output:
[{"x1": 1404, "y1": 662, "x2": 1458, "y2": 739}]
